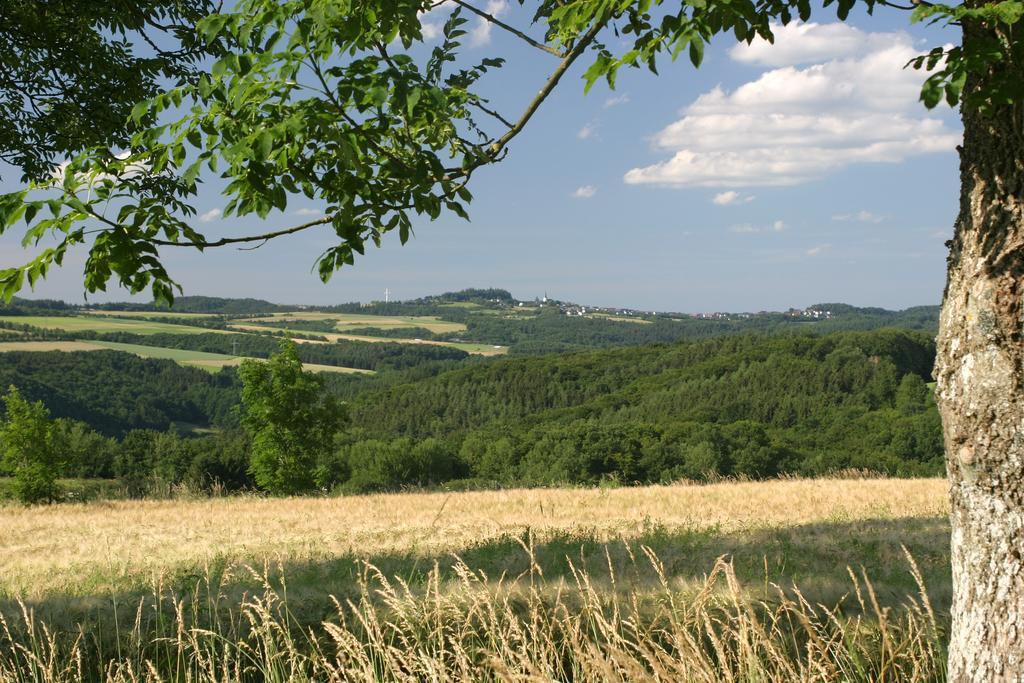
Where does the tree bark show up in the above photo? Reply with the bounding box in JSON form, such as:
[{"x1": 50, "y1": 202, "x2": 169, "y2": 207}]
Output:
[{"x1": 934, "y1": 19, "x2": 1024, "y2": 682}]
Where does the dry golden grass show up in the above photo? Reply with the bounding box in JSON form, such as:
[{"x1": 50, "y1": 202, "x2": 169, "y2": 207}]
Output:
[
  {"x1": 0, "y1": 479, "x2": 952, "y2": 682},
  {"x1": 0, "y1": 552, "x2": 948, "y2": 683},
  {"x1": 0, "y1": 478, "x2": 947, "y2": 601}
]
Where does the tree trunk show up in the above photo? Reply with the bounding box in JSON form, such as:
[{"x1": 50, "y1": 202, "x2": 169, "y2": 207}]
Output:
[{"x1": 934, "y1": 20, "x2": 1024, "y2": 682}]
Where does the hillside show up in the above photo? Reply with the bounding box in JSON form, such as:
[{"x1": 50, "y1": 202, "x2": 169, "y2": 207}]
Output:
[{"x1": 323, "y1": 329, "x2": 943, "y2": 492}]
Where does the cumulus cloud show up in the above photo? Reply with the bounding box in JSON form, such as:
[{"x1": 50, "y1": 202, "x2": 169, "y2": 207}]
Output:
[
  {"x1": 572, "y1": 185, "x2": 597, "y2": 199},
  {"x1": 730, "y1": 219, "x2": 785, "y2": 234},
  {"x1": 712, "y1": 191, "x2": 755, "y2": 205},
  {"x1": 469, "y1": 0, "x2": 507, "y2": 47},
  {"x1": 418, "y1": 2, "x2": 449, "y2": 41},
  {"x1": 51, "y1": 149, "x2": 150, "y2": 189},
  {"x1": 833, "y1": 210, "x2": 884, "y2": 223},
  {"x1": 604, "y1": 94, "x2": 630, "y2": 108},
  {"x1": 624, "y1": 23, "x2": 959, "y2": 188},
  {"x1": 420, "y1": 20, "x2": 442, "y2": 40},
  {"x1": 730, "y1": 22, "x2": 895, "y2": 67},
  {"x1": 199, "y1": 208, "x2": 222, "y2": 223}
]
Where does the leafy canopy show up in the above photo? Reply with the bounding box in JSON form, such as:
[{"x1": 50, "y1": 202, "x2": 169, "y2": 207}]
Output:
[
  {"x1": 0, "y1": 0, "x2": 1020, "y2": 303},
  {"x1": 0, "y1": 385, "x2": 60, "y2": 504},
  {"x1": 0, "y1": 0, "x2": 218, "y2": 182},
  {"x1": 239, "y1": 339, "x2": 346, "y2": 494}
]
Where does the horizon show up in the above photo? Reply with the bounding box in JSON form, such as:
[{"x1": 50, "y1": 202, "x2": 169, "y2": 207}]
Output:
[{"x1": 10, "y1": 288, "x2": 940, "y2": 317}]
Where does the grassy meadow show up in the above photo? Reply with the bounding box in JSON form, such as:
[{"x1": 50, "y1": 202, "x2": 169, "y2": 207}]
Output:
[
  {"x1": 0, "y1": 340, "x2": 372, "y2": 374},
  {"x1": 0, "y1": 315, "x2": 220, "y2": 335},
  {"x1": 0, "y1": 478, "x2": 951, "y2": 681},
  {"x1": 240, "y1": 312, "x2": 468, "y2": 334},
  {"x1": 227, "y1": 322, "x2": 508, "y2": 355}
]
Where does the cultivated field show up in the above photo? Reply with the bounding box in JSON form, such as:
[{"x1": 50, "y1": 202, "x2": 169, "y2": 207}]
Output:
[
  {"x1": 0, "y1": 315, "x2": 220, "y2": 335},
  {"x1": 240, "y1": 312, "x2": 468, "y2": 334},
  {"x1": 0, "y1": 340, "x2": 372, "y2": 374},
  {"x1": 0, "y1": 478, "x2": 951, "y2": 682},
  {"x1": 0, "y1": 478, "x2": 951, "y2": 681},
  {"x1": 228, "y1": 322, "x2": 508, "y2": 355},
  {"x1": 0, "y1": 478, "x2": 948, "y2": 600},
  {"x1": 82, "y1": 310, "x2": 220, "y2": 319}
]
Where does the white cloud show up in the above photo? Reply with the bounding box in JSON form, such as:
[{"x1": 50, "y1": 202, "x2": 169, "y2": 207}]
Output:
[
  {"x1": 624, "y1": 23, "x2": 959, "y2": 188},
  {"x1": 578, "y1": 122, "x2": 597, "y2": 140},
  {"x1": 833, "y1": 210, "x2": 884, "y2": 223},
  {"x1": 199, "y1": 208, "x2": 222, "y2": 223},
  {"x1": 603, "y1": 94, "x2": 630, "y2": 108},
  {"x1": 469, "y1": 1, "x2": 507, "y2": 47},
  {"x1": 712, "y1": 191, "x2": 755, "y2": 205},
  {"x1": 51, "y1": 149, "x2": 150, "y2": 189},
  {"x1": 417, "y1": 1, "x2": 449, "y2": 41},
  {"x1": 730, "y1": 22, "x2": 895, "y2": 67},
  {"x1": 420, "y1": 20, "x2": 442, "y2": 40},
  {"x1": 294, "y1": 208, "x2": 322, "y2": 217},
  {"x1": 572, "y1": 185, "x2": 597, "y2": 199},
  {"x1": 729, "y1": 219, "x2": 785, "y2": 234},
  {"x1": 806, "y1": 244, "x2": 830, "y2": 256}
]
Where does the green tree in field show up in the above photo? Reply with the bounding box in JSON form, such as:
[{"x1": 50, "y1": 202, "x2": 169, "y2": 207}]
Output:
[
  {"x1": 0, "y1": 385, "x2": 59, "y2": 504},
  {"x1": 239, "y1": 339, "x2": 346, "y2": 495}
]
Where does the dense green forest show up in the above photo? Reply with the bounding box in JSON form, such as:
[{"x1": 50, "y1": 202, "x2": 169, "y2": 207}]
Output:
[
  {"x1": 0, "y1": 351, "x2": 241, "y2": 436},
  {"x1": 0, "y1": 329, "x2": 944, "y2": 499},
  {"x1": 331, "y1": 329, "x2": 943, "y2": 491}
]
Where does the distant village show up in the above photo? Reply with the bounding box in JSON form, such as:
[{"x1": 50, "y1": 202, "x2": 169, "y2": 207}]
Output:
[{"x1": 494, "y1": 293, "x2": 836, "y2": 322}]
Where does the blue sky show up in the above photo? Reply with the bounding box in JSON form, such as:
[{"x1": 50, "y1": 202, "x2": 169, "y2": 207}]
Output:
[{"x1": 0, "y1": 3, "x2": 961, "y2": 313}]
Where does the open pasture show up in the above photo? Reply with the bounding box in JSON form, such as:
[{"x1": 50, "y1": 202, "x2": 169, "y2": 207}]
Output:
[
  {"x1": 240, "y1": 311, "x2": 467, "y2": 334},
  {"x1": 227, "y1": 322, "x2": 508, "y2": 355},
  {"x1": 0, "y1": 315, "x2": 220, "y2": 335},
  {"x1": 82, "y1": 310, "x2": 220, "y2": 319},
  {"x1": 0, "y1": 340, "x2": 371, "y2": 374}
]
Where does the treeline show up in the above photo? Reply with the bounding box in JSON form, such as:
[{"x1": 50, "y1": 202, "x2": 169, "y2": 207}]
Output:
[
  {"x1": 0, "y1": 418, "x2": 254, "y2": 501},
  {"x1": 0, "y1": 351, "x2": 241, "y2": 436},
  {"x1": 86, "y1": 332, "x2": 470, "y2": 370},
  {"x1": 449, "y1": 307, "x2": 940, "y2": 354},
  {"x1": 328, "y1": 330, "x2": 944, "y2": 490},
  {"x1": 89, "y1": 296, "x2": 287, "y2": 315}
]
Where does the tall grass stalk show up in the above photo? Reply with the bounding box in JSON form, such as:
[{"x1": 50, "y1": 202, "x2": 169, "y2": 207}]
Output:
[{"x1": 0, "y1": 546, "x2": 946, "y2": 682}]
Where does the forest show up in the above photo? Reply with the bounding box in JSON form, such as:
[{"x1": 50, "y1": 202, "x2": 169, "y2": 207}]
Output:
[{"x1": 0, "y1": 328, "x2": 943, "y2": 499}]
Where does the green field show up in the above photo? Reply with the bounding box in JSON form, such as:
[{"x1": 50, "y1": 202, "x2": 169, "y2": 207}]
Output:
[
  {"x1": 83, "y1": 310, "x2": 220, "y2": 319},
  {"x1": 242, "y1": 312, "x2": 467, "y2": 334},
  {"x1": 0, "y1": 315, "x2": 220, "y2": 335},
  {"x1": 227, "y1": 323, "x2": 508, "y2": 355},
  {"x1": 0, "y1": 340, "x2": 372, "y2": 374}
]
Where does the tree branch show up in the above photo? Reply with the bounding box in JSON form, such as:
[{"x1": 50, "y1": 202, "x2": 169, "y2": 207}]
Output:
[
  {"x1": 449, "y1": 0, "x2": 565, "y2": 57},
  {"x1": 448, "y1": 12, "x2": 609, "y2": 180},
  {"x1": 77, "y1": 12, "x2": 611, "y2": 254},
  {"x1": 151, "y1": 215, "x2": 333, "y2": 248}
]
